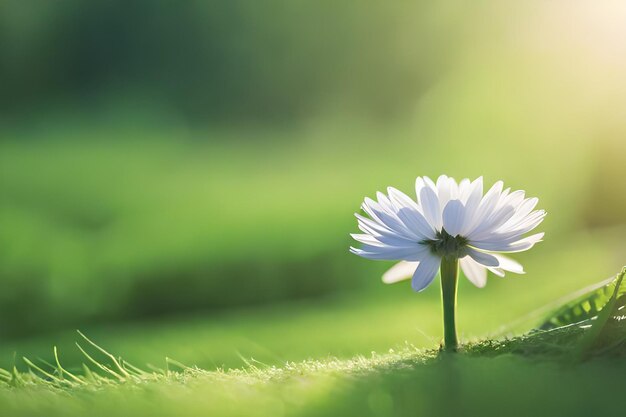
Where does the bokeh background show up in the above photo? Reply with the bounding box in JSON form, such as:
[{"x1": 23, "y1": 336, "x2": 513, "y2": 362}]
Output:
[{"x1": 0, "y1": 1, "x2": 624, "y2": 368}]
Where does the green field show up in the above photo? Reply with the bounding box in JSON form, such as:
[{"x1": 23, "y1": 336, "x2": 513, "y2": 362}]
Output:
[
  {"x1": 1, "y1": 265, "x2": 624, "y2": 417},
  {"x1": 1, "y1": 120, "x2": 623, "y2": 336}
]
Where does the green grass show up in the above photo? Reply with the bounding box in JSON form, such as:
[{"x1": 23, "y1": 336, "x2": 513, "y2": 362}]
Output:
[
  {"x1": 3, "y1": 352, "x2": 625, "y2": 417},
  {"x1": 3, "y1": 353, "x2": 624, "y2": 417},
  {"x1": 1, "y1": 289, "x2": 624, "y2": 417}
]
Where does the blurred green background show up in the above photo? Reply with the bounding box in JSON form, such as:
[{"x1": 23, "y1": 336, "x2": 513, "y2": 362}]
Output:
[{"x1": 0, "y1": 0, "x2": 625, "y2": 370}]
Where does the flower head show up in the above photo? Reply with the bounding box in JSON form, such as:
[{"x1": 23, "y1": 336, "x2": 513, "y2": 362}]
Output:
[{"x1": 350, "y1": 175, "x2": 545, "y2": 291}]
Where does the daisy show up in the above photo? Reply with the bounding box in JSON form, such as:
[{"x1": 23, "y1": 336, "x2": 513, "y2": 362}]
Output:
[{"x1": 350, "y1": 175, "x2": 545, "y2": 350}]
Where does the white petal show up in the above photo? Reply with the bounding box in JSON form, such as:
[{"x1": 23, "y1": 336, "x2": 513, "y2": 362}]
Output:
[
  {"x1": 467, "y1": 205, "x2": 516, "y2": 241},
  {"x1": 350, "y1": 232, "x2": 415, "y2": 248},
  {"x1": 448, "y1": 177, "x2": 460, "y2": 200},
  {"x1": 396, "y1": 207, "x2": 437, "y2": 240},
  {"x1": 387, "y1": 187, "x2": 420, "y2": 212},
  {"x1": 460, "y1": 256, "x2": 487, "y2": 288},
  {"x1": 481, "y1": 180, "x2": 504, "y2": 209},
  {"x1": 411, "y1": 252, "x2": 441, "y2": 292},
  {"x1": 350, "y1": 233, "x2": 385, "y2": 246},
  {"x1": 442, "y1": 200, "x2": 466, "y2": 237},
  {"x1": 360, "y1": 198, "x2": 388, "y2": 226},
  {"x1": 362, "y1": 199, "x2": 419, "y2": 240},
  {"x1": 386, "y1": 187, "x2": 436, "y2": 239},
  {"x1": 497, "y1": 199, "x2": 540, "y2": 233},
  {"x1": 436, "y1": 175, "x2": 452, "y2": 209},
  {"x1": 350, "y1": 242, "x2": 430, "y2": 261},
  {"x1": 457, "y1": 178, "x2": 481, "y2": 234},
  {"x1": 487, "y1": 267, "x2": 506, "y2": 277},
  {"x1": 502, "y1": 190, "x2": 525, "y2": 210},
  {"x1": 497, "y1": 209, "x2": 546, "y2": 235},
  {"x1": 419, "y1": 186, "x2": 442, "y2": 231},
  {"x1": 376, "y1": 192, "x2": 397, "y2": 214},
  {"x1": 423, "y1": 176, "x2": 438, "y2": 192},
  {"x1": 470, "y1": 232, "x2": 544, "y2": 253},
  {"x1": 507, "y1": 232, "x2": 545, "y2": 251},
  {"x1": 355, "y1": 213, "x2": 395, "y2": 236},
  {"x1": 463, "y1": 180, "x2": 503, "y2": 235},
  {"x1": 457, "y1": 178, "x2": 472, "y2": 204},
  {"x1": 493, "y1": 254, "x2": 525, "y2": 274},
  {"x1": 466, "y1": 248, "x2": 500, "y2": 267},
  {"x1": 415, "y1": 177, "x2": 426, "y2": 200},
  {"x1": 382, "y1": 261, "x2": 418, "y2": 284},
  {"x1": 474, "y1": 212, "x2": 546, "y2": 244}
]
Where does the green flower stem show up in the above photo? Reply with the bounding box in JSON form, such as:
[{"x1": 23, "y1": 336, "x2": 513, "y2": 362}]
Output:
[{"x1": 440, "y1": 256, "x2": 459, "y2": 352}]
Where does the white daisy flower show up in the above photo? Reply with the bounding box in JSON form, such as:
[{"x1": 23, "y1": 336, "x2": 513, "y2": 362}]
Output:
[{"x1": 350, "y1": 175, "x2": 545, "y2": 291}]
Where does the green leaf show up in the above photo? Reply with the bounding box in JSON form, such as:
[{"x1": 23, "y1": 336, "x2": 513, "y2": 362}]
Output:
[
  {"x1": 572, "y1": 267, "x2": 626, "y2": 360},
  {"x1": 534, "y1": 267, "x2": 626, "y2": 360},
  {"x1": 538, "y1": 267, "x2": 626, "y2": 331}
]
